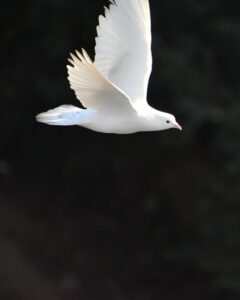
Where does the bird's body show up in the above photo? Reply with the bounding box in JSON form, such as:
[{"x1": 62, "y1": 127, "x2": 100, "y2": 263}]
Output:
[
  {"x1": 36, "y1": 0, "x2": 182, "y2": 134},
  {"x1": 67, "y1": 105, "x2": 175, "y2": 134}
]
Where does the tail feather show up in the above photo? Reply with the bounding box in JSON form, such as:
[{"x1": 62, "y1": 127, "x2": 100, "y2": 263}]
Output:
[{"x1": 36, "y1": 105, "x2": 84, "y2": 126}]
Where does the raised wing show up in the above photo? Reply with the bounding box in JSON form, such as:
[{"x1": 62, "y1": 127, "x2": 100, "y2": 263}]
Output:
[
  {"x1": 94, "y1": 0, "x2": 152, "y2": 103},
  {"x1": 67, "y1": 49, "x2": 135, "y2": 113}
]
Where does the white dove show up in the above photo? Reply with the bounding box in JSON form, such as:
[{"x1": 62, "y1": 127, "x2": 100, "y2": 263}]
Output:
[{"x1": 36, "y1": 0, "x2": 182, "y2": 134}]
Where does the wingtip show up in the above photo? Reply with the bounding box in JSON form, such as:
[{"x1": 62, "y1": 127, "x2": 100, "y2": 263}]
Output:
[
  {"x1": 75, "y1": 50, "x2": 84, "y2": 62},
  {"x1": 67, "y1": 58, "x2": 74, "y2": 65},
  {"x1": 81, "y1": 48, "x2": 93, "y2": 64}
]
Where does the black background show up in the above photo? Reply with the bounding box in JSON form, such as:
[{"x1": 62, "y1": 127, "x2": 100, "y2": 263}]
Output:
[{"x1": 0, "y1": 0, "x2": 240, "y2": 299}]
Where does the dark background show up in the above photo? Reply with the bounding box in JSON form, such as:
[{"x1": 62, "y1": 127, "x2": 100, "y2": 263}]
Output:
[{"x1": 1, "y1": 0, "x2": 240, "y2": 299}]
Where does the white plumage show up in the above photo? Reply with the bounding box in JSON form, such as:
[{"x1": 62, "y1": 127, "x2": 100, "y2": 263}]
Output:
[
  {"x1": 36, "y1": 0, "x2": 182, "y2": 134},
  {"x1": 95, "y1": 0, "x2": 152, "y2": 102}
]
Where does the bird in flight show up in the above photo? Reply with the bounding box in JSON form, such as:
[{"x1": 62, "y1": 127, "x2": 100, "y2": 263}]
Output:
[{"x1": 36, "y1": 0, "x2": 182, "y2": 134}]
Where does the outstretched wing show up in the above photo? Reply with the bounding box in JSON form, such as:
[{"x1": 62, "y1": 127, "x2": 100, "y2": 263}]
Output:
[
  {"x1": 67, "y1": 49, "x2": 135, "y2": 113},
  {"x1": 94, "y1": 0, "x2": 152, "y2": 103}
]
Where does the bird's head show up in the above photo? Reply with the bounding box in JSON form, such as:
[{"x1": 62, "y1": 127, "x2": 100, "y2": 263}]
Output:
[{"x1": 158, "y1": 112, "x2": 182, "y2": 131}]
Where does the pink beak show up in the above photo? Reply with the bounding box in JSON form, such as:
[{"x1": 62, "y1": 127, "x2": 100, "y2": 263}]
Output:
[{"x1": 174, "y1": 122, "x2": 182, "y2": 131}]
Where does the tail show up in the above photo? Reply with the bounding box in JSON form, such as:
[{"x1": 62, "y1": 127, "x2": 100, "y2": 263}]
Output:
[{"x1": 36, "y1": 105, "x2": 84, "y2": 126}]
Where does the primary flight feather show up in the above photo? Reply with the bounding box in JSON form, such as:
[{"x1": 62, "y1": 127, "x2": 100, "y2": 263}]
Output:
[{"x1": 36, "y1": 0, "x2": 182, "y2": 134}]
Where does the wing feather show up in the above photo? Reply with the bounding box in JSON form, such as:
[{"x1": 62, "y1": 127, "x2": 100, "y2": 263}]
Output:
[
  {"x1": 67, "y1": 49, "x2": 135, "y2": 113},
  {"x1": 94, "y1": 0, "x2": 152, "y2": 103}
]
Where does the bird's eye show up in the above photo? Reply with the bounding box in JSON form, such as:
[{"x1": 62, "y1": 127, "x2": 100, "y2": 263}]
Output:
[{"x1": 166, "y1": 120, "x2": 170, "y2": 124}]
